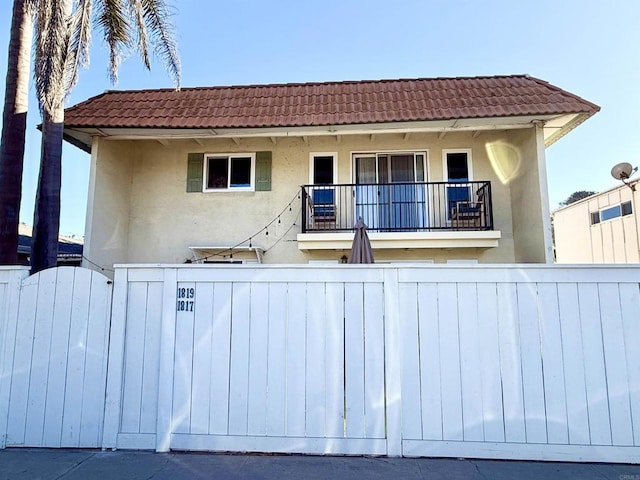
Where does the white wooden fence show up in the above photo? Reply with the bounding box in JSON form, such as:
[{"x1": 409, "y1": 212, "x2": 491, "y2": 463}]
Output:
[
  {"x1": 0, "y1": 267, "x2": 112, "y2": 448},
  {"x1": 1, "y1": 264, "x2": 640, "y2": 463}
]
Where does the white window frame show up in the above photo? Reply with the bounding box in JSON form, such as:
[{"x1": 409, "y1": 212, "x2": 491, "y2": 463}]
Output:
[
  {"x1": 442, "y1": 149, "x2": 473, "y2": 182},
  {"x1": 203, "y1": 153, "x2": 256, "y2": 192},
  {"x1": 309, "y1": 152, "x2": 338, "y2": 184},
  {"x1": 350, "y1": 150, "x2": 430, "y2": 183}
]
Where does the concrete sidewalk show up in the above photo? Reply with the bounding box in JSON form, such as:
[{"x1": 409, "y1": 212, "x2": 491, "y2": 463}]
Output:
[{"x1": 1, "y1": 449, "x2": 640, "y2": 480}]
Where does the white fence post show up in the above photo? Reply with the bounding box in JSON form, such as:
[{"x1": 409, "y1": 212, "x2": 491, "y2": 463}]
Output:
[
  {"x1": 384, "y1": 267, "x2": 403, "y2": 456},
  {"x1": 0, "y1": 268, "x2": 28, "y2": 449},
  {"x1": 156, "y1": 268, "x2": 177, "y2": 452},
  {"x1": 102, "y1": 267, "x2": 129, "y2": 450}
]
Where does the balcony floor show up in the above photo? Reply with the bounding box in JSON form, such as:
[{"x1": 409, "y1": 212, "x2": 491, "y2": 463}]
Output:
[{"x1": 297, "y1": 230, "x2": 502, "y2": 251}]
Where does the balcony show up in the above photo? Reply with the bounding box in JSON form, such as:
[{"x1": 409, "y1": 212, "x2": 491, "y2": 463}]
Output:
[{"x1": 298, "y1": 181, "x2": 501, "y2": 251}]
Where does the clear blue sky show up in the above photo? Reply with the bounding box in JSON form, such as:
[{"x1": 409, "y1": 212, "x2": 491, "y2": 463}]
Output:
[{"x1": 0, "y1": 0, "x2": 638, "y2": 237}]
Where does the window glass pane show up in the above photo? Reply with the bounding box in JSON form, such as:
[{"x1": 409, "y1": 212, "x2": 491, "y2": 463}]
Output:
[
  {"x1": 355, "y1": 156, "x2": 376, "y2": 183},
  {"x1": 390, "y1": 154, "x2": 414, "y2": 182},
  {"x1": 590, "y1": 212, "x2": 600, "y2": 224},
  {"x1": 230, "y1": 157, "x2": 251, "y2": 187},
  {"x1": 378, "y1": 155, "x2": 389, "y2": 183},
  {"x1": 622, "y1": 201, "x2": 633, "y2": 216},
  {"x1": 313, "y1": 156, "x2": 334, "y2": 184},
  {"x1": 447, "y1": 152, "x2": 468, "y2": 181},
  {"x1": 207, "y1": 157, "x2": 228, "y2": 189},
  {"x1": 416, "y1": 154, "x2": 425, "y2": 182},
  {"x1": 600, "y1": 205, "x2": 621, "y2": 221}
]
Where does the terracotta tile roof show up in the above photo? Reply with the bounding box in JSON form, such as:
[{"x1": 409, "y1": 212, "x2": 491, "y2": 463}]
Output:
[{"x1": 64, "y1": 75, "x2": 599, "y2": 129}]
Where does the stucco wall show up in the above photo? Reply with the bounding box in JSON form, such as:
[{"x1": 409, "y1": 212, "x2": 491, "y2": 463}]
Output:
[
  {"x1": 554, "y1": 184, "x2": 640, "y2": 263},
  {"x1": 83, "y1": 137, "x2": 133, "y2": 270},
  {"x1": 85, "y1": 129, "x2": 554, "y2": 268},
  {"x1": 508, "y1": 126, "x2": 552, "y2": 263}
]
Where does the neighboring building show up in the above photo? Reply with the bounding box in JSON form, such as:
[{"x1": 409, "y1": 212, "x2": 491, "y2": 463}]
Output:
[
  {"x1": 17, "y1": 224, "x2": 83, "y2": 266},
  {"x1": 62, "y1": 75, "x2": 599, "y2": 269},
  {"x1": 553, "y1": 180, "x2": 640, "y2": 263}
]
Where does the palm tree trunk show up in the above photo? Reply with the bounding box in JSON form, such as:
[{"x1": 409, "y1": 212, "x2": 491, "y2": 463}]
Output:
[
  {"x1": 0, "y1": 0, "x2": 32, "y2": 265},
  {"x1": 30, "y1": 111, "x2": 64, "y2": 274}
]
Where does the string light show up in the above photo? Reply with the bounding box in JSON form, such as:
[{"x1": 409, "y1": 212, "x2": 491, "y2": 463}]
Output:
[{"x1": 190, "y1": 189, "x2": 301, "y2": 263}]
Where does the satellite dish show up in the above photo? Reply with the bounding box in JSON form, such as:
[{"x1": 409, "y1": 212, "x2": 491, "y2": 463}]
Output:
[{"x1": 611, "y1": 162, "x2": 637, "y2": 180}]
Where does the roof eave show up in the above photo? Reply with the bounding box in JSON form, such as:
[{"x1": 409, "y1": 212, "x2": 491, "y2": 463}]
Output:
[{"x1": 63, "y1": 113, "x2": 582, "y2": 152}]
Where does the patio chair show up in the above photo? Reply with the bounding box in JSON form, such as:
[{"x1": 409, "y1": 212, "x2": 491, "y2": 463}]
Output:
[
  {"x1": 451, "y1": 188, "x2": 485, "y2": 228},
  {"x1": 310, "y1": 188, "x2": 336, "y2": 227}
]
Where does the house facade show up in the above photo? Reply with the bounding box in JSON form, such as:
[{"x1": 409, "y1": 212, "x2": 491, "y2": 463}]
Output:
[
  {"x1": 554, "y1": 180, "x2": 640, "y2": 263},
  {"x1": 62, "y1": 75, "x2": 599, "y2": 270}
]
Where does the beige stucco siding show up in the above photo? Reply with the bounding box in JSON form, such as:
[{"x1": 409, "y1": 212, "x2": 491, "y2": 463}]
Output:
[
  {"x1": 507, "y1": 126, "x2": 552, "y2": 263},
  {"x1": 84, "y1": 129, "x2": 553, "y2": 268},
  {"x1": 83, "y1": 137, "x2": 133, "y2": 270},
  {"x1": 554, "y1": 184, "x2": 640, "y2": 263}
]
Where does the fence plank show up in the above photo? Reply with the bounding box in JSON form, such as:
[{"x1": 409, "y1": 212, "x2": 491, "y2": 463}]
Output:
[
  {"x1": 248, "y1": 283, "x2": 269, "y2": 436},
  {"x1": 102, "y1": 268, "x2": 129, "y2": 449},
  {"x1": 79, "y1": 270, "x2": 111, "y2": 447},
  {"x1": 228, "y1": 282, "x2": 251, "y2": 436},
  {"x1": 438, "y1": 283, "x2": 463, "y2": 441},
  {"x1": 139, "y1": 282, "x2": 162, "y2": 435},
  {"x1": 497, "y1": 283, "x2": 526, "y2": 443},
  {"x1": 517, "y1": 283, "x2": 547, "y2": 444},
  {"x1": 305, "y1": 283, "x2": 326, "y2": 438},
  {"x1": 619, "y1": 283, "x2": 640, "y2": 445},
  {"x1": 578, "y1": 283, "x2": 612, "y2": 446},
  {"x1": 61, "y1": 270, "x2": 93, "y2": 447},
  {"x1": 209, "y1": 282, "x2": 232, "y2": 435},
  {"x1": 190, "y1": 283, "x2": 213, "y2": 435},
  {"x1": 285, "y1": 283, "x2": 306, "y2": 437},
  {"x1": 156, "y1": 267, "x2": 178, "y2": 452},
  {"x1": 537, "y1": 283, "x2": 569, "y2": 445},
  {"x1": 399, "y1": 283, "x2": 422, "y2": 440},
  {"x1": 120, "y1": 282, "x2": 148, "y2": 434},
  {"x1": 344, "y1": 283, "x2": 365, "y2": 438},
  {"x1": 458, "y1": 282, "x2": 484, "y2": 442},
  {"x1": 324, "y1": 282, "x2": 345, "y2": 438},
  {"x1": 42, "y1": 268, "x2": 74, "y2": 447},
  {"x1": 24, "y1": 269, "x2": 57, "y2": 446},
  {"x1": 599, "y1": 283, "x2": 633, "y2": 446},
  {"x1": 173, "y1": 282, "x2": 196, "y2": 434},
  {"x1": 557, "y1": 283, "x2": 590, "y2": 445},
  {"x1": 417, "y1": 283, "x2": 442, "y2": 441},
  {"x1": 364, "y1": 283, "x2": 385, "y2": 439},
  {"x1": 266, "y1": 283, "x2": 287, "y2": 436},
  {"x1": 6, "y1": 276, "x2": 38, "y2": 445},
  {"x1": 476, "y1": 283, "x2": 504, "y2": 443}
]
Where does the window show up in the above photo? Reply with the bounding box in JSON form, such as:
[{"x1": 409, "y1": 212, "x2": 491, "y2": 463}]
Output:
[
  {"x1": 310, "y1": 153, "x2": 337, "y2": 184},
  {"x1": 591, "y1": 201, "x2": 633, "y2": 224},
  {"x1": 443, "y1": 149, "x2": 473, "y2": 182},
  {"x1": 204, "y1": 154, "x2": 255, "y2": 191}
]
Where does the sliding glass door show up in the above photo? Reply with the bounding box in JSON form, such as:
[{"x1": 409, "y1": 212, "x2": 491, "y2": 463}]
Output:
[{"x1": 353, "y1": 152, "x2": 427, "y2": 231}]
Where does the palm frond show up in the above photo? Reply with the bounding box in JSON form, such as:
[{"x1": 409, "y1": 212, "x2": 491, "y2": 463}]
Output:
[
  {"x1": 95, "y1": 0, "x2": 130, "y2": 84},
  {"x1": 126, "y1": 0, "x2": 150, "y2": 70},
  {"x1": 140, "y1": 0, "x2": 180, "y2": 88},
  {"x1": 34, "y1": 0, "x2": 72, "y2": 116},
  {"x1": 65, "y1": 0, "x2": 93, "y2": 93}
]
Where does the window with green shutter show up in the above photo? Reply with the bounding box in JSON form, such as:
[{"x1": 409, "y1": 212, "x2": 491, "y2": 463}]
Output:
[
  {"x1": 255, "y1": 151, "x2": 272, "y2": 191},
  {"x1": 186, "y1": 153, "x2": 204, "y2": 192}
]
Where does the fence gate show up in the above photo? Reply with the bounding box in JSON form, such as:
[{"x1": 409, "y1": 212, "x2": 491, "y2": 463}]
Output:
[{"x1": 1, "y1": 267, "x2": 112, "y2": 448}]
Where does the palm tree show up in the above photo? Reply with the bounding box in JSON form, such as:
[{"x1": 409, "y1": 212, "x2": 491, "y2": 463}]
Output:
[
  {"x1": 0, "y1": 0, "x2": 33, "y2": 264},
  {"x1": 30, "y1": 0, "x2": 181, "y2": 273}
]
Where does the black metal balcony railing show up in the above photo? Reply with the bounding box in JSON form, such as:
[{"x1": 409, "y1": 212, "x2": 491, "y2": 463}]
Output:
[{"x1": 301, "y1": 181, "x2": 493, "y2": 233}]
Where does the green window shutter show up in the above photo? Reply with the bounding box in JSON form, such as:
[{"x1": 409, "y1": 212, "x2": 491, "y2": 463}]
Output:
[
  {"x1": 255, "y1": 151, "x2": 272, "y2": 191},
  {"x1": 186, "y1": 153, "x2": 204, "y2": 192}
]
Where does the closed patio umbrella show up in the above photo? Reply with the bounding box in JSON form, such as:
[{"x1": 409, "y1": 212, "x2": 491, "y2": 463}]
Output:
[{"x1": 348, "y1": 217, "x2": 375, "y2": 264}]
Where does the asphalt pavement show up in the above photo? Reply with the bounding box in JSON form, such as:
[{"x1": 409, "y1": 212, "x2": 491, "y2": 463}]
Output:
[{"x1": 2, "y1": 449, "x2": 640, "y2": 479}]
